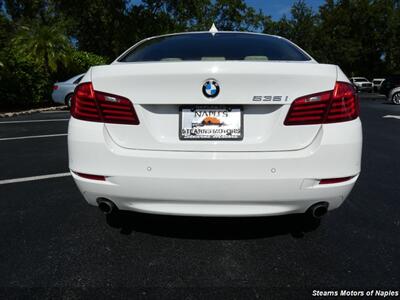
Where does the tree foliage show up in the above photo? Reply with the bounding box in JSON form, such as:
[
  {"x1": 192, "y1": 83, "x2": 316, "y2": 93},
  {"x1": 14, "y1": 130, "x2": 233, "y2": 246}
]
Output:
[
  {"x1": 0, "y1": 0, "x2": 400, "y2": 108},
  {"x1": 0, "y1": 49, "x2": 49, "y2": 107},
  {"x1": 11, "y1": 21, "x2": 71, "y2": 74},
  {"x1": 54, "y1": 0, "x2": 129, "y2": 58},
  {"x1": 262, "y1": 0, "x2": 400, "y2": 76},
  {"x1": 64, "y1": 50, "x2": 108, "y2": 77}
]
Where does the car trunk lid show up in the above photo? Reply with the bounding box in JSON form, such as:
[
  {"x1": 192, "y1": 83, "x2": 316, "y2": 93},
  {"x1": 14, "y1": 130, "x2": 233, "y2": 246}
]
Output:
[{"x1": 90, "y1": 61, "x2": 337, "y2": 152}]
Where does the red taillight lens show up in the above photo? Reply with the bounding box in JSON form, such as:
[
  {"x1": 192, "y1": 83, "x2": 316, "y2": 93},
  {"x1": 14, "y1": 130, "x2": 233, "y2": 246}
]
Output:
[
  {"x1": 96, "y1": 91, "x2": 139, "y2": 125},
  {"x1": 319, "y1": 176, "x2": 354, "y2": 184},
  {"x1": 284, "y1": 82, "x2": 359, "y2": 126},
  {"x1": 53, "y1": 85, "x2": 59, "y2": 90},
  {"x1": 326, "y1": 81, "x2": 359, "y2": 123},
  {"x1": 71, "y1": 82, "x2": 139, "y2": 125},
  {"x1": 71, "y1": 82, "x2": 101, "y2": 122},
  {"x1": 73, "y1": 171, "x2": 106, "y2": 181},
  {"x1": 284, "y1": 90, "x2": 332, "y2": 125}
]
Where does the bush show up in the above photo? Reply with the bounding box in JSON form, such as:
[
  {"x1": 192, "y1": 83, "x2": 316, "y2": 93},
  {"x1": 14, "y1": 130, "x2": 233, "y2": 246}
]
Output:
[
  {"x1": 71, "y1": 50, "x2": 109, "y2": 72},
  {"x1": 57, "y1": 50, "x2": 109, "y2": 82},
  {"x1": 0, "y1": 51, "x2": 51, "y2": 109},
  {"x1": 0, "y1": 49, "x2": 108, "y2": 109}
]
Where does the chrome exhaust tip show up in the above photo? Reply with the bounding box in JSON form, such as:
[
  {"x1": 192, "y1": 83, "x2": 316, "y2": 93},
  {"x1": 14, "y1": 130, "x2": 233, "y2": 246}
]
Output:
[
  {"x1": 307, "y1": 202, "x2": 329, "y2": 219},
  {"x1": 96, "y1": 198, "x2": 116, "y2": 215}
]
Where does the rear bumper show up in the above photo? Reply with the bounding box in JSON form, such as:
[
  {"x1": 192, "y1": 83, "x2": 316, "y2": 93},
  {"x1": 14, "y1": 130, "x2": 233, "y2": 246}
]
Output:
[{"x1": 68, "y1": 117, "x2": 362, "y2": 216}]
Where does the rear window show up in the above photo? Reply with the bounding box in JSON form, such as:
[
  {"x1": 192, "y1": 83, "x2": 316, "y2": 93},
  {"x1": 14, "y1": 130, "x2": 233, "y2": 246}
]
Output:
[
  {"x1": 119, "y1": 33, "x2": 311, "y2": 62},
  {"x1": 73, "y1": 75, "x2": 84, "y2": 84}
]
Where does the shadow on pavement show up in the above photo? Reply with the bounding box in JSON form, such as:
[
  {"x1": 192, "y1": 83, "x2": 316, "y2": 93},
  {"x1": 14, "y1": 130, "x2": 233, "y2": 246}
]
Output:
[
  {"x1": 105, "y1": 210, "x2": 321, "y2": 240},
  {"x1": 357, "y1": 92, "x2": 386, "y2": 98}
]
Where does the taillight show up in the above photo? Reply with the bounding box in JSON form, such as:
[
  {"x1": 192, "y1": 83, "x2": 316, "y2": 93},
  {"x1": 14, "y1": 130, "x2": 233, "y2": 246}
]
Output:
[
  {"x1": 71, "y1": 82, "x2": 101, "y2": 122},
  {"x1": 96, "y1": 91, "x2": 140, "y2": 124},
  {"x1": 284, "y1": 82, "x2": 359, "y2": 125},
  {"x1": 73, "y1": 171, "x2": 106, "y2": 181},
  {"x1": 71, "y1": 82, "x2": 139, "y2": 125},
  {"x1": 284, "y1": 90, "x2": 331, "y2": 125},
  {"x1": 326, "y1": 81, "x2": 359, "y2": 123},
  {"x1": 53, "y1": 85, "x2": 59, "y2": 90},
  {"x1": 319, "y1": 176, "x2": 354, "y2": 184}
]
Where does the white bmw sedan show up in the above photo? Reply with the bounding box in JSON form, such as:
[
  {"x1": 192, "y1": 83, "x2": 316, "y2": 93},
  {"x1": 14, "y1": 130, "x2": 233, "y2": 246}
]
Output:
[{"x1": 68, "y1": 31, "x2": 362, "y2": 219}]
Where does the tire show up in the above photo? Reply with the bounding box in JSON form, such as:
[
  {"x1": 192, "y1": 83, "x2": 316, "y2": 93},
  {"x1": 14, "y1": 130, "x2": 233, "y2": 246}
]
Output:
[
  {"x1": 65, "y1": 93, "x2": 73, "y2": 108},
  {"x1": 392, "y1": 92, "x2": 400, "y2": 105}
]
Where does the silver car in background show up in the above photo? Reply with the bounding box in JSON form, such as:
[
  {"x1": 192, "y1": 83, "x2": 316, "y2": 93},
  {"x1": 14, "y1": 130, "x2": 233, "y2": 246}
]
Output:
[
  {"x1": 52, "y1": 73, "x2": 85, "y2": 107},
  {"x1": 349, "y1": 77, "x2": 373, "y2": 92}
]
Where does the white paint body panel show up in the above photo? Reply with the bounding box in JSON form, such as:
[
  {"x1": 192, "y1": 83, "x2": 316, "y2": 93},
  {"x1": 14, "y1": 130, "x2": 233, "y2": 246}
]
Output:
[
  {"x1": 91, "y1": 62, "x2": 337, "y2": 104},
  {"x1": 69, "y1": 116, "x2": 362, "y2": 216},
  {"x1": 87, "y1": 62, "x2": 340, "y2": 152},
  {"x1": 69, "y1": 34, "x2": 362, "y2": 217}
]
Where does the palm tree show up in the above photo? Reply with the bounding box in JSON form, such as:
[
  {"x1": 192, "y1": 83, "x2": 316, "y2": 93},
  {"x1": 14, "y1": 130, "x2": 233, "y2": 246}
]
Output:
[{"x1": 11, "y1": 21, "x2": 71, "y2": 76}]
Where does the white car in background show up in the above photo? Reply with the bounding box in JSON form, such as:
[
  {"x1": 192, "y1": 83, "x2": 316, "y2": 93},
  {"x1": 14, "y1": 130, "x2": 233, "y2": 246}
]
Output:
[
  {"x1": 68, "y1": 29, "x2": 362, "y2": 222},
  {"x1": 350, "y1": 77, "x2": 373, "y2": 92},
  {"x1": 52, "y1": 73, "x2": 85, "y2": 107}
]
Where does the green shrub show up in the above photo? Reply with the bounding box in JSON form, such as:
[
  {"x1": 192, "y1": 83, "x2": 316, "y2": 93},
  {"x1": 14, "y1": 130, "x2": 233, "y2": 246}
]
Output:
[
  {"x1": 57, "y1": 50, "x2": 108, "y2": 81},
  {"x1": 0, "y1": 51, "x2": 51, "y2": 109},
  {"x1": 71, "y1": 50, "x2": 109, "y2": 72},
  {"x1": 0, "y1": 49, "x2": 108, "y2": 109}
]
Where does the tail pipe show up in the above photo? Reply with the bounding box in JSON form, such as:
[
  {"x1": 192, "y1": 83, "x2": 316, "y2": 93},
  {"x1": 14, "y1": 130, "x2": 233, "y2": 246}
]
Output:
[
  {"x1": 96, "y1": 198, "x2": 116, "y2": 215},
  {"x1": 307, "y1": 202, "x2": 329, "y2": 219}
]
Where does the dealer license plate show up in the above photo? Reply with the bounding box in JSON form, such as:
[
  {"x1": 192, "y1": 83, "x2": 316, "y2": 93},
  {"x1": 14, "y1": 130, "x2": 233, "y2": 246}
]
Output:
[{"x1": 179, "y1": 106, "x2": 243, "y2": 140}]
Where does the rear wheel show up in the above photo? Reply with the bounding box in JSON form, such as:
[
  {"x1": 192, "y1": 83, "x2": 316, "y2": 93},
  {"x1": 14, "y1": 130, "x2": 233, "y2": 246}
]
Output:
[
  {"x1": 392, "y1": 92, "x2": 400, "y2": 105},
  {"x1": 65, "y1": 93, "x2": 73, "y2": 108}
]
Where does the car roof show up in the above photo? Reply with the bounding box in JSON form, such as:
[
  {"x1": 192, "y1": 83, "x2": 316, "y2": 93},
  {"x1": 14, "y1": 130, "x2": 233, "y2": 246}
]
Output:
[{"x1": 144, "y1": 31, "x2": 284, "y2": 41}]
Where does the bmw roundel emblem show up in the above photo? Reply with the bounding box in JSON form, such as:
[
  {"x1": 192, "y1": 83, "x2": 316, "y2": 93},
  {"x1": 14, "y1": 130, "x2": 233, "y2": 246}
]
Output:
[{"x1": 202, "y1": 79, "x2": 220, "y2": 98}]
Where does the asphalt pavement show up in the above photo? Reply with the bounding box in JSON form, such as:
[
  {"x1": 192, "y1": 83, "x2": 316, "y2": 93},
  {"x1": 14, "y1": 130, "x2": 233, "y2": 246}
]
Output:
[{"x1": 0, "y1": 96, "x2": 399, "y2": 299}]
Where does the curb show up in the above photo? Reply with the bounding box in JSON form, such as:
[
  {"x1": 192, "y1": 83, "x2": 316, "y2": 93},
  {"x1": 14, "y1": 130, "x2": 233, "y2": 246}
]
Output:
[{"x1": 0, "y1": 106, "x2": 68, "y2": 118}]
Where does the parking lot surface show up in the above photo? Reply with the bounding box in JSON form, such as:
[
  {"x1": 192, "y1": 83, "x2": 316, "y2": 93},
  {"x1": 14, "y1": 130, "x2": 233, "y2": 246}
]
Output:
[{"x1": 0, "y1": 96, "x2": 399, "y2": 298}]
